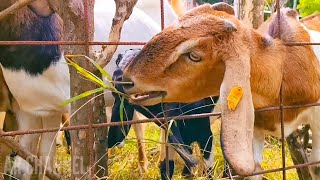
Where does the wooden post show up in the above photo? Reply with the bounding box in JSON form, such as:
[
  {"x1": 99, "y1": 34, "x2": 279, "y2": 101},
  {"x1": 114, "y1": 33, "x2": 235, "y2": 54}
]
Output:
[
  {"x1": 56, "y1": 0, "x2": 96, "y2": 178},
  {"x1": 235, "y1": 0, "x2": 265, "y2": 29},
  {"x1": 0, "y1": 130, "x2": 61, "y2": 180}
]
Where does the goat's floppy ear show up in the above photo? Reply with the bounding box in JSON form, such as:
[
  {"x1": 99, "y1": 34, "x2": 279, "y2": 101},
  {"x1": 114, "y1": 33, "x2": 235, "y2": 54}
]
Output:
[
  {"x1": 211, "y1": 2, "x2": 235, "y2": 15},
  {"x1": 219, "y1": 54, "x2": 255, "y2": 176}
]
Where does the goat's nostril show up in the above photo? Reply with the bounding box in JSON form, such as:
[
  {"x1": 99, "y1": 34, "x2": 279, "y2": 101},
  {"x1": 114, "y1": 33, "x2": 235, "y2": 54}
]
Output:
[{"x1": 122, "y1": 76, "x2": 135, "y2": 90}]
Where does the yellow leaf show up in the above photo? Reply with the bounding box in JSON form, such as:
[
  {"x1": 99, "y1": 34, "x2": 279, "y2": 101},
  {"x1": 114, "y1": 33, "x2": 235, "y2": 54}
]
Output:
[{"x1": 227, "y1": 86, "x2": 243, "y2": 111}]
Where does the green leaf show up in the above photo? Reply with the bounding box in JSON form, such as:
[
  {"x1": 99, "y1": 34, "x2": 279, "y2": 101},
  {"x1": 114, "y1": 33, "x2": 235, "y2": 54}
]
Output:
[
  {"x1": 66, "y1": 57, "x2": 107, "y2": 88},
  {"x1": 298, "y1": 0, "x2": 320, "y2": 17},
  {"x1": 66, "y1": 54, "x2": 112, "y2": 82},
  {"x1": 61, "y1": 87, "x2": 105, "y2": 106},
  {"x1": 83, "y1": 55, "x2": 113, "y2": 82},
  {"x1": 120, "y1": 96, "x2": 125, "y2": 123},
  {"x1": 63, "y1": 54, "x2": 131, "y2": 106}
]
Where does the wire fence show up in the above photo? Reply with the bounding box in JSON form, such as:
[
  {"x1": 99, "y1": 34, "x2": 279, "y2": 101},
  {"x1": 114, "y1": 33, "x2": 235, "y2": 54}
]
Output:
[{"x1": 1, "y1": 0, "x2": 320, "y2": 179}]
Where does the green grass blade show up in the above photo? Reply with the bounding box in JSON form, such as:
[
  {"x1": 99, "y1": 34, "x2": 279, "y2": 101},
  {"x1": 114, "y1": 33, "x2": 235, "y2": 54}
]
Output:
[
  {"x1": 61, "y1": 87, "x2": 105, "y2": 106},
  {"x1": 84, "y1": 55, "x2": 113, "y2": 82},
  {"x1": 65, "y1": 54, "x2": 112, "y2": 82},
  {"x1": 66, "y1": 57, "x2": 107, "y2": 88},
  {"x1": 120, "y1": 96, "x2": 125, "y2": 123}
]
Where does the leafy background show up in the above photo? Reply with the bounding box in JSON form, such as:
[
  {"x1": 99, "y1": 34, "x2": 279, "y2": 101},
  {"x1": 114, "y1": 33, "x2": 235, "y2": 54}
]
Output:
[{"x1": 198, "y1": 0, "x2": 320, "y2": 17}]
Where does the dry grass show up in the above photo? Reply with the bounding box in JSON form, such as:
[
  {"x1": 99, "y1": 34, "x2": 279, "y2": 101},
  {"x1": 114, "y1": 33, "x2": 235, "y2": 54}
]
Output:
[{"x1": 56, "y1": 120, "x2": 300, "y2": 180}]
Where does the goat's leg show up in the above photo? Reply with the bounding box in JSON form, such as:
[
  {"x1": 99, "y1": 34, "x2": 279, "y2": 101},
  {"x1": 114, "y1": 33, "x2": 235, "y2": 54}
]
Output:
[
  {"x1": 251, "y1": 129, "x2": 265, "y2": 180},
  {"x1": 0, "y1": 112, "x2": 5, "y2": 129},
  {"x1": 105, "y1": 106, "x2": 113, "y2": 124},
  {"x1": 38, "y1": 113, "x2": 61, "y2": 180},
  {"x1": 309, "y1": 117, "x2": 320, "y2": 179},
  {"x1": 0, "y1": 137, "x2": 10, "y2": 178},
  {"x1": 1, "y1": 112, "x2": 8, "y2": 175},
  {"x1": 159, "y1": 128, "x2": 176, "y2": 180},
  {"x1": 132, "y1": 110, "x2": 148, "y2": 174},
  {"x1": 167, "y1": 125, "x2": 197, "y2": 169},
  {"x1": 11, "y1": 111, "x2": 41, "y2": 180},
  {"x1": 1, "y1": 111, "x2": 17, "y2": 177}
]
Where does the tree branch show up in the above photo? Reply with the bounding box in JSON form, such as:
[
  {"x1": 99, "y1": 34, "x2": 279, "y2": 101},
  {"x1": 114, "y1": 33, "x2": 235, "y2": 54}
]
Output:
[
  {"x1": 96, "y1": 0, "x2": 138, "y2": 68},
  {"x1": 0, "y1": 130, "x2": 61, "y2": 180},
  {"x1": 0, "y1": 0, "x2": 36, "y2": 21}
]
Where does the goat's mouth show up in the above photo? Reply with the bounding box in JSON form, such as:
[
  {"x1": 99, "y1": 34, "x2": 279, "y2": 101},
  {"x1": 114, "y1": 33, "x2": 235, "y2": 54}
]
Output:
[{"x1": 129, "y1": 91, "x2": 167, "y2": 105}]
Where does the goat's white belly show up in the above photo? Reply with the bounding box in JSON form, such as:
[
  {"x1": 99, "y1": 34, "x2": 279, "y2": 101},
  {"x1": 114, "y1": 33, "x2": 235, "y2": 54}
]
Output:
[
  {"x1": 308, "y1": 30, "x2": 320, "y2": 61},
  {"x1": 265, "y1": 105, "x2": 320, "y2": 137},
  {"x1": 1, "y1": 56, "x2": 70, "y2": 116}
]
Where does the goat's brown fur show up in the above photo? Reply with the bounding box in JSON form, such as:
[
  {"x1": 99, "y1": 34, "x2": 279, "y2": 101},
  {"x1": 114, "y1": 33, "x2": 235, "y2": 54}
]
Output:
[
  {"x1": 0, "y1": 0, "x2": 61, "y2": 42},
  {"x1": 123, "y1": 4, "x2": 320, "y2": 176},
  {"x1": 124, "y1": 4, "x2": 320, "y2": 132},
  {"x1": 301, "y1": 13, "x2": 320, "y2": 31}
]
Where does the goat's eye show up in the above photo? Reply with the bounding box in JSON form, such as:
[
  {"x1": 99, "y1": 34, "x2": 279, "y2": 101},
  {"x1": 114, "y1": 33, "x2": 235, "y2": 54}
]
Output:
[{"x1": 187, "y1": 52, "x2": 201, "y2": 62}]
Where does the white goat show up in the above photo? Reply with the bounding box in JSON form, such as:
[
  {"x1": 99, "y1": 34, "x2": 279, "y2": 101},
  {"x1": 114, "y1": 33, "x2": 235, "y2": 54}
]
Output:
[{"x1": 93, "y1": 0, "x2": 180, "y2": 172}]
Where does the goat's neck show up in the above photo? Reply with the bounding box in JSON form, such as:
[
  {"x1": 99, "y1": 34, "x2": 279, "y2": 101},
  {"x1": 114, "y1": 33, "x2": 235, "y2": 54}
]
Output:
[
  {"x1": 248, "y1": 29, "x2": 320, "y2": 109},
  {"x1": 248, "y1": 34, "x2": 284, "y2": 108}
]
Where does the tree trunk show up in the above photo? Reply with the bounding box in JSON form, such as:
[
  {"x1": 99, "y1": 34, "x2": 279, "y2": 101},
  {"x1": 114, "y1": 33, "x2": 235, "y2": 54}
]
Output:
[
  {"x1": 272, "y1": 0, "x2": 288, "y2": 12},
  {"x1": 57, "y1": 0, "x2": 108, "y2": 179},
  {"x1": 237, "y1": 0, "x2": 264, "y2": 29}
]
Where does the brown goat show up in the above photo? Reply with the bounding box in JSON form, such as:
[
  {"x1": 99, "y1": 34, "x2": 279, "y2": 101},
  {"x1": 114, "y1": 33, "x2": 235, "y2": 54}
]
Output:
[
  {"x1": 122, "y1": 3, "x2": 320, "y2": 179},
  {"x1": 300, "y1": 13, "x2": 320, "y2": 31}
]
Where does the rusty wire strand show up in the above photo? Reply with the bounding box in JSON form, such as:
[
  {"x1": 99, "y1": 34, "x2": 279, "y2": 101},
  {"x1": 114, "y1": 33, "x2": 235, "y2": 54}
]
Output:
[
  {"x1": 2, "y1": 102, "x2": 320, "y2": 137},
  {"x1": 275, "y1": 0, "x2": 287, "y2": 179},
  {"x1": 1, "y1": 0, "x2": 320, "y2": 179},
  {"x1": 159, "y1": 0, "x2": 170, "y2": 177},
  {"x1": 0, "y1": 41, "x2": 319, "y2": 46},
  {"x1": 0, "y1": 41, "x2": 146, "y2": 45},
  {"x1": 230, "y1": 160, "x2": 320, "y2": 179},
  {"x1": 284, "y1": 42, "x2": 320, "y2": 46}
]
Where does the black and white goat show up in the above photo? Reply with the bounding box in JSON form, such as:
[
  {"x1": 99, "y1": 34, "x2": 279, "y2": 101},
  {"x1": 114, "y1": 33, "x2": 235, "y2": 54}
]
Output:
[
  {"x1": 108, "y1": 49, "x2": 218, "y2": 179},
  {"x1": 0, "y1": 1, "x2": 70, "y2": 179}
]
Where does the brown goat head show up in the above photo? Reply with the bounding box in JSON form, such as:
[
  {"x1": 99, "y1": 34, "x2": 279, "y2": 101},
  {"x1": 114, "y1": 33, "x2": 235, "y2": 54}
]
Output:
[
  {"x1": 123, "y1": 4, "x2": 320, "y2": 176},
  {"x1": 123, "y1": 3, "x2": 240, "y2": 105},
  {"x1": 122, "y1": 3, "x2": 257, "y2": 176}
]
